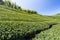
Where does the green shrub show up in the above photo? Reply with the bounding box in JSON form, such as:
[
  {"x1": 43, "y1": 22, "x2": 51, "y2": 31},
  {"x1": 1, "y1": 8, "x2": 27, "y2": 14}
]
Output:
[{"x1": 0, "y1": 21, "x2": 50, "y2": 40}]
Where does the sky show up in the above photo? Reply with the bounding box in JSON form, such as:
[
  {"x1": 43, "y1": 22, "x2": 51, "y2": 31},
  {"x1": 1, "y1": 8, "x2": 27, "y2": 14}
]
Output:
[{"x1": 10, "y1": 0, "x2": 60, "y2": 15}]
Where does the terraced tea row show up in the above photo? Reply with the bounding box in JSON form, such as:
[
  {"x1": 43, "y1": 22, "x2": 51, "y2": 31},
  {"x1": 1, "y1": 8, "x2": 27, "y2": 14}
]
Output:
[
  {"x1": 0, "y1": 21, "x2": 53, "y2": 40},
  {"x1": 32, "y1": 23, "x2": 60, "y2": 40},
  {"x1": 0, "y1": 5, "x2": 56, "y2": 22},
  {"x1": 0, "y1": 3, "x2": 59, "y2": 40}
]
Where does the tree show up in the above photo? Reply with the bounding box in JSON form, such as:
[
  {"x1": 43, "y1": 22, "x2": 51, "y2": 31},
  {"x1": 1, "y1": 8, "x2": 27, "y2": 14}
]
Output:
[
  {"x1": 0, "y1": 0, "x2": 4, "y2": 4},
  {"x1": 3, "y1": 0, "x2": 9, "y2": 2}
]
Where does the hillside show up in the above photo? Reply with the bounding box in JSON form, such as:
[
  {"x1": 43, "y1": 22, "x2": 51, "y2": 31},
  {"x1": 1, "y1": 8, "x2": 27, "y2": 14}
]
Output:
[{"x1": 0, "y1": 1, "x2": 60, "y2": 40}]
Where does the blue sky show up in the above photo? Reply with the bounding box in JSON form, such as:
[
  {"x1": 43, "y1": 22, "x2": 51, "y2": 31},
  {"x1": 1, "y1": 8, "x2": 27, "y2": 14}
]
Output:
[{"x1": 10, "y1": 0, "x2": 60, "y2": 15}]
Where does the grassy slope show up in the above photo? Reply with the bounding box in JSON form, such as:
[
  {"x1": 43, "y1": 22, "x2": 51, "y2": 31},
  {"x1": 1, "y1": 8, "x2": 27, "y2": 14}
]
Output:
[
  {"x1": 0, "y1": 5, "x2": 59, "y2": 40},
  {"x1": 32, "y1": 23, "x2": 60, "y2": 40},
  {"x1": 32, "y1": 14, "x2": 60, "y2": 40}
]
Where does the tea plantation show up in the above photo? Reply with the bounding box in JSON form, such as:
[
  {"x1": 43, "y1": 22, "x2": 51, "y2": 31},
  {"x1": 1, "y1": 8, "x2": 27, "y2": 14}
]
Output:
[
  {"x1": 32, "y1": 13, "x2": 60, "y2": 40},
  {"x1": 0, "y1": 1, "x2": 60, "y2": 40}
]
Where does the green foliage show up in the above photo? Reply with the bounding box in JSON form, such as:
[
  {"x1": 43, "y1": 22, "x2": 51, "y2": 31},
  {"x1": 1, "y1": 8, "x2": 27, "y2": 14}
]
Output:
[
  {"x1": 22, "y1": 9, "x2": 37, "y2": 14},
  {"x1": 0, "y1": 5, "x2": 56, "y2": 22},
  {"x1": 32, "y1": 15, "x2": 60, "y2": 40},
  {"x1": 0, "y1": 1, "x2": 37, "y2": 14},
  {"x1": 3, "y1": 1, "x2": 22, "y2": 10},
  {"x1": 0, "y1": 1, "x2": 60, "y2": 40},
  {"x1": 32, "y1": 24, "x2": 60, "y2": 40},
  {"x1": 0, "y1": 21, "x2": 50, "y2": 40},
  {"x1": 0, "y1": 4, "x2": 58, "y2": 40}
]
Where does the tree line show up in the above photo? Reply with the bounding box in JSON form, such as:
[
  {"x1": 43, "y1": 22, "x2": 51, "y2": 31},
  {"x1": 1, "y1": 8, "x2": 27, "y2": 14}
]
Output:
[{"x1": 1, "y1": 0, "x2": 37, "y2": 14}]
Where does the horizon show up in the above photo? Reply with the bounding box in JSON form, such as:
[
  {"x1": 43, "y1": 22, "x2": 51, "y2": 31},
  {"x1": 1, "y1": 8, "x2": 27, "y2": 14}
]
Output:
[{"x1": 10, "y1": 0, "x2": 60, "y2": 15}]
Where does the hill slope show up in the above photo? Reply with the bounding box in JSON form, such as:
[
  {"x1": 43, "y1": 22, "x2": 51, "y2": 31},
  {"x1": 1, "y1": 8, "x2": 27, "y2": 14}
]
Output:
[
  {"x1": 32, "y1": 13, "x2": 60, "y2": 40},
  {"x1": 0, "y1": 3, "x2": 60, "y2": 40}
]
